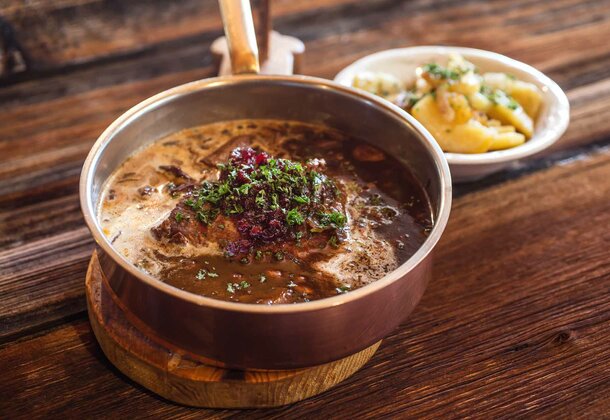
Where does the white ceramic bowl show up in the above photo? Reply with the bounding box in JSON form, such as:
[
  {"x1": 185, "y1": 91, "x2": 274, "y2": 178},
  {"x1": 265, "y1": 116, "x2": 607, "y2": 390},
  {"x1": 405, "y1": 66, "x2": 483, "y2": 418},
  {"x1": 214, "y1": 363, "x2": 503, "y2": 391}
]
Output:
[{"x1": 334, "y1": 46, "x2": 570, "y2": 182}]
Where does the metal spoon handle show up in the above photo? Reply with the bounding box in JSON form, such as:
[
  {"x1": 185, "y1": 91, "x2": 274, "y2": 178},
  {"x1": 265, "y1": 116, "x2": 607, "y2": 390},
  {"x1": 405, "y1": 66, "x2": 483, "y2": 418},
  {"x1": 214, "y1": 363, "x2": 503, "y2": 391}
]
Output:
[{"x1": 218, "y1": 0, "x2": 260, "y2": 75}]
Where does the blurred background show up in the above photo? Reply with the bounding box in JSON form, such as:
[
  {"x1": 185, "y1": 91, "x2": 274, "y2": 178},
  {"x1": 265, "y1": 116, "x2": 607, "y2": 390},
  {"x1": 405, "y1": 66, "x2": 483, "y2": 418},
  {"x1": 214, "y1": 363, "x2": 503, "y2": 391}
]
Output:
[{"x1": 1, "y1": 0, "x2": 605, "y2": 84}]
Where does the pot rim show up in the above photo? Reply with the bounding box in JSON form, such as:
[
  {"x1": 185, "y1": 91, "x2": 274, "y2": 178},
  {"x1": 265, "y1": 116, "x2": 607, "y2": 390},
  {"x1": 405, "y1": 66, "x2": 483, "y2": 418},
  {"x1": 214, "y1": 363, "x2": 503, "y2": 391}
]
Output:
[{"x1": 79, "y1": 74, "x2": 452, "y2": 314}]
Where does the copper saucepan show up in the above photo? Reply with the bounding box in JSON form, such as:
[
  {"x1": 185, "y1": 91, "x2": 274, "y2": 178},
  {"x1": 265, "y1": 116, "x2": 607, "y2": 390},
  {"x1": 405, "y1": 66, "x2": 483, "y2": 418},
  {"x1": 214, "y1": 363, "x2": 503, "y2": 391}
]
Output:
[{"x1": 80, "y1": 0, "x2": 452, "y2": 370}]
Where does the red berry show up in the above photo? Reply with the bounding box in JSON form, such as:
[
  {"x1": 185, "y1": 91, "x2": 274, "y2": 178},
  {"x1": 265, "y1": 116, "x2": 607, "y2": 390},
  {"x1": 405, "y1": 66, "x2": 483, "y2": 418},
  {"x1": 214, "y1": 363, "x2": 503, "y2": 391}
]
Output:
[
  {"x1": 255, "y1": 152, "x2": 268, "y2": 166},
  {"x1": 250, "y1": 225, "x2": 263, "y2": 235},
  {"x1": 236, "y1": 170, "x2": 250, "y2": 184}
]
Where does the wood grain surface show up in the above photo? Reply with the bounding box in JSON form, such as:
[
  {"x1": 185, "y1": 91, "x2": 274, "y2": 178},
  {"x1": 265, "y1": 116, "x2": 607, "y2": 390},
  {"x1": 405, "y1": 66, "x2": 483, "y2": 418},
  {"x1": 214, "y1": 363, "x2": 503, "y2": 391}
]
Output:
[{"x1": 1, "y1": 0, "x2": 609, "y2": 417}]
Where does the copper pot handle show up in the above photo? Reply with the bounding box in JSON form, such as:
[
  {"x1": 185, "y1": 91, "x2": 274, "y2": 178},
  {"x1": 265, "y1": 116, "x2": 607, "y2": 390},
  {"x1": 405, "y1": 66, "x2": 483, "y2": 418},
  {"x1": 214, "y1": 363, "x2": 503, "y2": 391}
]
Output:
[{"x1": 218, "y1": 0, "x2": 260, "y2": 75}]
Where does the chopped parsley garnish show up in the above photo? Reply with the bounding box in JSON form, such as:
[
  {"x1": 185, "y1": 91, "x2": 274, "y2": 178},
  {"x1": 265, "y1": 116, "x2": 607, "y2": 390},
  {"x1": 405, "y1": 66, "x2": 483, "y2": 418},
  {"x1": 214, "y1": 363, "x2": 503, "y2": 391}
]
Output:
[
  {"x1": 328, "y1": 235, "x2": 340, "y2": 249},
  {"x1": 175, "y1": 212, "x2": 185, "y2": 223},
  {"x1": 255, "y1": 190, "x2": 267, "y2": 207},
  {"x1": 422, "y1": 63, "x2": 460, "y2": 80},
  {"x1": 479, "y1": 84, "x2": 493, "y2": 96},
  {"x1": 484, "y1": 86, "x2": 520, "y2": 110},
  {"x1": 226, "y1": 280, "x2": 251, "y2": 294},
  {"x1": 318, "y1": 211, "x2": 347, "y2": 228},
  {"x1": 336, "y1": 284, "x2": 351, "y2": 294},
  {"x1": 195, "y1": 208, "x2": 219, "y2": 225},
  {"x1": 286, "y1": 208, "x2": 305, "y2": 225},
  {"x1": 196, "y1": 269, "x2": 219, "y2": 280},
  {"x1": 368, "y1": 194, "x2": 384, "y2": 206},
  {"x1": 169, "y1": 147, "x2": 348, "y2": 257}
]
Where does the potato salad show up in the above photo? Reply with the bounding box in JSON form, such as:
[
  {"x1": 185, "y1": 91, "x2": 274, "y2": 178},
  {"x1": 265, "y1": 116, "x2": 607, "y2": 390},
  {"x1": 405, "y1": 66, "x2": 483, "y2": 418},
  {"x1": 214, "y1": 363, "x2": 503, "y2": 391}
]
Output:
[{"x1": 352, "y1": 54, "x2": 543, "y2": 153}]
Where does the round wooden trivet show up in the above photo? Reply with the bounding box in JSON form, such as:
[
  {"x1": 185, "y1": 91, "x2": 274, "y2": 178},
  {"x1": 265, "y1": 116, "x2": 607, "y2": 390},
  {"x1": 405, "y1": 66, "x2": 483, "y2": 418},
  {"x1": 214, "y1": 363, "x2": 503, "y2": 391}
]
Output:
[{"x1": 86, "y1": 251, "x2": 380, "y2": 408}]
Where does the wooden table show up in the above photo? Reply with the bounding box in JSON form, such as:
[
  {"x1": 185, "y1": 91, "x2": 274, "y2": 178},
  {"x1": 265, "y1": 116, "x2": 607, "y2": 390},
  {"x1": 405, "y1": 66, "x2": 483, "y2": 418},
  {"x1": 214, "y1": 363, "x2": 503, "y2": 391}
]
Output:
[{"x1": 1, "y1": 0, "x2": 609, "y2": 417}]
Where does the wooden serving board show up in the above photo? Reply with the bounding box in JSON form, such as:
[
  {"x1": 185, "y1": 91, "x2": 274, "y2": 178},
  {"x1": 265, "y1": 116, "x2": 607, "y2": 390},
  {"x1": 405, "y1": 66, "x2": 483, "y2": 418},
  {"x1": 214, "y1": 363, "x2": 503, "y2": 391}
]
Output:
[{"x1": 85, "y1": 251, "x2": 380, "y2": 408}]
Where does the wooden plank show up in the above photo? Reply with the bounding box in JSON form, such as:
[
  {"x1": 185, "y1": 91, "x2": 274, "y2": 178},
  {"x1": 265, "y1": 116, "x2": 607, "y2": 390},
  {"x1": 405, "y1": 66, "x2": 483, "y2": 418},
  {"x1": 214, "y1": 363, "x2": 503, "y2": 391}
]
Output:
[
  {"x1": 2, "y1": 0, "x2": 610, "y2": 108},
  {"x1": 2, "y1": 0, "x2": 609, "y2": 89},
  {"x1": 2, "y1": 149, "x2": 609, "y2": 417},
  {"x1": 0, "y1": 0, "x2": 358, "y2": 75},
  {"x1": 2, "y1": 0, "x2": 609, "y2": 110}
]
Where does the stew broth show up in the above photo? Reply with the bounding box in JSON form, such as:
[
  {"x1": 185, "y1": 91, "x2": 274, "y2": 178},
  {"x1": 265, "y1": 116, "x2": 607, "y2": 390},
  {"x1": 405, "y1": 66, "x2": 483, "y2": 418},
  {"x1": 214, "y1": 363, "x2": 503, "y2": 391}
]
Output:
[{"x1": 99, "y1": 120, "x2": 433, "y2": 304}]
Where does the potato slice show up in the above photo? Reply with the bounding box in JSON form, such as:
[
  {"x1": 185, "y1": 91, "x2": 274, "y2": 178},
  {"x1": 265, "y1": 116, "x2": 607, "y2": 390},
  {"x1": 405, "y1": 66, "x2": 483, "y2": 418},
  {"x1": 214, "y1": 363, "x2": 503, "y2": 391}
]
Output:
[
  {"x1": 489, "y1": 131, "x2": 526, "y2": 151},
  {"x1": 450, "y1": 94, "x2": 473, "y2": 124},
  {"x1": 483, "y1": 73, "x2": 542, "y2": 119},
  {"x1": 486, "y1": 90, "x2": 534, "y2": 138},
  {"x1": 509, "y1": 80, "x2": 542, "y2": 119},
  {"x1": 483, "y1": 72, "x2": 512, "y2": 90},
  {"x1": 450, "y1": 72, "x2": 481, "y2": 96},
  {"x1": 468, "y1": 92, "x2": 492, "y2": 113},
  {"x1": 494, "y1": 125, "x2": 517, "y2": 133},
  {"x1": 448, "y1": 53, "x2": 476, "y2": 74},
  {"x1": 446, "y1": 122, "x2": 496, "y2": 153},
  {"x1": 411, "y1": 95, "x2": 494, "y2": 153},
  {"x1": 352, "y1": 71, "x2": 403, "y2": 98}
]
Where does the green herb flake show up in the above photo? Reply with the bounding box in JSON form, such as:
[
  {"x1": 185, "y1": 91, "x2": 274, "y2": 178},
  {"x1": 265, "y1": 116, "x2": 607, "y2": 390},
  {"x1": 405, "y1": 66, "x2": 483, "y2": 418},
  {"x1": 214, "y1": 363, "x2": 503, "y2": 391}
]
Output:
[
  {"x1": 196, "y1": 269, "x2": 206, "y2": 280},
  {"x1": 270, "y1": 193, "x2": 279, "y2": 210},
  {"x1": 196, "y1": 208, "x2": 219, "y2": 225},
  {"x1": 486, "y1": 88, "x2": 520, "y2": 111},
  {"x1": 240, "y1": 281, "x2": 251, "y2": 289},
  {"x1": 255, "y1": 189, "x2": 267, "y2": 207},
  {"x1": 226, "y1": 283, "x2": 236, "y2": 293},
  {"x1": 286, "y1": 208, "x2": 305, "y2": 226},
  {"x1": 238, "y1": 183, "x2": 252, "y2": 195},
  {"x1": 319, "y1": 211, "x2": 347, "y2": 228},
  {"x1": 328, "y1": 235, "x2": 340, "y2": 249},
  {"x1": 175, "y1": 212, "x2": 185, "y2": 223},
  {"x1": 422, "y1": 63, "x2": 460, "y2": 80},
  {"x1": 274, "y1": 251, "x2": 285, "y2": 261},
  {"x1": 207, "y1": 271, "x2": 219, "y2": 278},
  {"x1": 368, "y1": 194, "x2": 383, "y2": 206},
  {"x1": 336, "y1": 284, "x2": 351, "y2": 294}
]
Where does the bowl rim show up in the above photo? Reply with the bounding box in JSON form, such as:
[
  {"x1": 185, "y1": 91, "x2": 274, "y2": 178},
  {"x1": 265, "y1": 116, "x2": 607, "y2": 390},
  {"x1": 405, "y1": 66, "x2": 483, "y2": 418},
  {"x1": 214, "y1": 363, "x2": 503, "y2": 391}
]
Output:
[
  {"x1": 80, "y1": 74, "x2": 452, "y2": 314},
  {"x1": 334, "y1": 45, "x2": 571, "y2": 165}
]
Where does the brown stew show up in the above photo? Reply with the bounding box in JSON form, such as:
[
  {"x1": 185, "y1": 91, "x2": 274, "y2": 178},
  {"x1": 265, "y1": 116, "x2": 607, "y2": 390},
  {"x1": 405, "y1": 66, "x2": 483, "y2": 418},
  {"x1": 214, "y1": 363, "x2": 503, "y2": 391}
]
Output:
[{"x1": 100, "y1": 120, "x2": 433, "y2": 304}]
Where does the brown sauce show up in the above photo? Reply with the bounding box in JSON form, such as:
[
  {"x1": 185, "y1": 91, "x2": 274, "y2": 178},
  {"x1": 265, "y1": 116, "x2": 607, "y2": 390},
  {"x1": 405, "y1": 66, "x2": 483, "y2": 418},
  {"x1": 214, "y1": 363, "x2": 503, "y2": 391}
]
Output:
[{"x1": 100, "y1": 120, "x2": 433, "y2": 304}]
